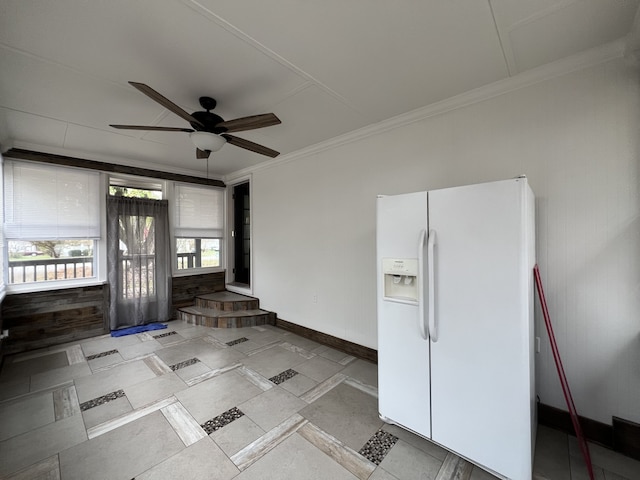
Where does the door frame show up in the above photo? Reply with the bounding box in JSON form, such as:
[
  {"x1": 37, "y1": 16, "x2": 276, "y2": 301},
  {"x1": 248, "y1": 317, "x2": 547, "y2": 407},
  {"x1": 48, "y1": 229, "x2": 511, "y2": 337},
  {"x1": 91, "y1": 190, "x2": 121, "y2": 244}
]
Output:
[{"x1": 225, "y1": 174, "x2": 253, "y2": 295}]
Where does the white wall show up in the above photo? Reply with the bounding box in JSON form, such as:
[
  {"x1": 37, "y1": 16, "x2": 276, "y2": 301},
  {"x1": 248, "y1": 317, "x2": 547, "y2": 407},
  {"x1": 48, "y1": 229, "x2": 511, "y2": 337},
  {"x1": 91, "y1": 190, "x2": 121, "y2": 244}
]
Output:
[{"x1": 250, "y1": 56, "x2": 640, "y2": 425}]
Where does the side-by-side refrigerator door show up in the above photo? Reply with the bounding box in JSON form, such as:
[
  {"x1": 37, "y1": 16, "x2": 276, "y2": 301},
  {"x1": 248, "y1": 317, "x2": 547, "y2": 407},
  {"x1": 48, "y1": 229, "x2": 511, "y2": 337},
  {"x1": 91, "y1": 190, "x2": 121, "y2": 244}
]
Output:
[
  {"x1": 376, "y1": 191, "x2": 431, "y2": 438},
  {"x1": 428, "y1": 178, "x2": 533, "y2": 480}
]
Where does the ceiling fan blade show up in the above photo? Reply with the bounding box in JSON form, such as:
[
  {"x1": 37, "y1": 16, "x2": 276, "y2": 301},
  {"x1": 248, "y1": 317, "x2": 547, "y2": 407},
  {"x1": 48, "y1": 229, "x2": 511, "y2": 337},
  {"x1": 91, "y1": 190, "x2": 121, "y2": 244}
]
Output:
[
  {"x1": 222, "y1": 134, "x2": 280, "y2": 158},
  {"x1": 216, "y1": 113, "x2": 281, "y2": 133},
  {"x1": 110, "y1": 124, "x2": 194, "y2": 132},
  {"x1": 196, "y1": 149, "x2": 211, "y2": 159},
  {"x1": 128, "y1": 82, "x2": 204, "y2": 128}
]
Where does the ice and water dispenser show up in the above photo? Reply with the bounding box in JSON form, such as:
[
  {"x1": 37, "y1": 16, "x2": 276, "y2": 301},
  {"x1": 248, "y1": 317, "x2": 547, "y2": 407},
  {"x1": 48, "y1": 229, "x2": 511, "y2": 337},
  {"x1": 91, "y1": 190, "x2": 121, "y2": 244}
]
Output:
[{"x1": 382, "y1": 258, "x2": 419, "y2": 303}]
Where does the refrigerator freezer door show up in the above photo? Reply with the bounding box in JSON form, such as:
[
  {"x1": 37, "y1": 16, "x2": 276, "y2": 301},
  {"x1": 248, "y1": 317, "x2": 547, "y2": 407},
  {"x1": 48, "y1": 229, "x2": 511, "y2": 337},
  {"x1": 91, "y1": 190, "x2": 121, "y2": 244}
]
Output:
[
  {"x1": 376, "y1": 191, "x2": 431, "y2": 438},
  {"x1": 428, "y1": 179, "x2": 533, "y2": 480}
]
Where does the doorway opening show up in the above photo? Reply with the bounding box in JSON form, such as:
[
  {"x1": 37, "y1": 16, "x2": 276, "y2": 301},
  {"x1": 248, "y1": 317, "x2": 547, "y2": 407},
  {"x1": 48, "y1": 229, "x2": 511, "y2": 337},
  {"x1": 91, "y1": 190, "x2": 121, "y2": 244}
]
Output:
[{"x1": 232, "y1": 182, "x2": 251, "y2": 286}]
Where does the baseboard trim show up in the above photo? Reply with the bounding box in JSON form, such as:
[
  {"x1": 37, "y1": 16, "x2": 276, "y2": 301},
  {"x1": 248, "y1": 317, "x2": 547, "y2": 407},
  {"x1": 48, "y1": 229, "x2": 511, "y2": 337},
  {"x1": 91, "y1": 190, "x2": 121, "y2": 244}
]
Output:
[
  {"x1": 275, "y1": 318, "x2": 377, "y2": 364},
  {"x1": 613, "y1": 416, "x2": 640, "y2": 460},
  {"x1": 538, "y1": 403, "x2": 640, "y2": 461}
]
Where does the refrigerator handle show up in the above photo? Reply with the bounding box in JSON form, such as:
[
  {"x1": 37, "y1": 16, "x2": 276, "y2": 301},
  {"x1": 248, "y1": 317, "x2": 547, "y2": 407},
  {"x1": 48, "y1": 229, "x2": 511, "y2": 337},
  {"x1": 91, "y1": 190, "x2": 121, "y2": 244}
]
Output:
[
  {"x1": 427, "y1": 229, "x2": 438, "y2": 342},
  {"x1": 417, "y1": 229, "x2": 428, "y2": 340}
]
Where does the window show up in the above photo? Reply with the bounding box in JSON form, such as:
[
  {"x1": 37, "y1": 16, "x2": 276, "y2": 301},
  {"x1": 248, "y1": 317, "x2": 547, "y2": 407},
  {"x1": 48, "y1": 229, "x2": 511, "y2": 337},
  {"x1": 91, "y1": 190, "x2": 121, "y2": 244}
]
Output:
[
  {"x1": 109, "y1": 176, "x2": 163, "y2": 200},
  {"x1": 4, "y1": 160, "x2": 101, "y2": 286},
  {"x1": 174, "y1": 184, "x2": 224, "y2": 271}
]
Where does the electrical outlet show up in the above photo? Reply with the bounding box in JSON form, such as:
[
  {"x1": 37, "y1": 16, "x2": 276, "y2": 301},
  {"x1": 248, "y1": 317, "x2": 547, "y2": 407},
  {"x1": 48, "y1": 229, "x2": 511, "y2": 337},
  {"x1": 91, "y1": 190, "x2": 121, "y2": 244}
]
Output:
[
  {"x1": 535, "y1": 337, "x2": 541, "y2": 353},
  {"x1": 312, "y1": 294, "x2": 318, "y2": 304}
]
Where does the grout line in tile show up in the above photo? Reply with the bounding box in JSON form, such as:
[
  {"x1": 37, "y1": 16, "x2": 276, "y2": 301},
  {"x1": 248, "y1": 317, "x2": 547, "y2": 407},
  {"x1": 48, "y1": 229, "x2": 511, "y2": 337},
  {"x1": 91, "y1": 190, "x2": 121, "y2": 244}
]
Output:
[
  {"x1": 86, "y1": 395, "x2": 178, "y2": 439},
  {"x1": 298, "y1": 422, "x2": 376, "y2": 480},
  {"x1": 158, "y1": 337, "x2": 191, "y2": 348},
  {"x1": 311, "y1": 345, "x2": 329, "y2": 355},
  {"x1": 143, "y1": 354, "x2": 173, "y2": 376},
  {"x1": 244, "y1": 340, "x2": 283, "y2": 356},
  {"x1": 185, "y1": 363, "x2": 243, "y2": 387},
  {"x1": 65, "y1": 345, "x2": 86, "y2": 365},
  {"x1": 300, "y1": 373, "x2": 347, "y2": 404},
  {"x1": 53, "y1": 385, "x2": 80, "y2": 421},
  {"x1": 91, "y1": 353, "x2": 156, "y2": 373},
  {"x1": 9, "y1": 346, "x2": 71, "y2": 363},
  {"x1": 237, "y1": 366, "x2": 274, "y2": 391},
  {"x1": 0, "y1": 380, "x2": 74, "y2": 406},
  {"x1": 2, "y1": 453, "x2": 61, "y2": 480},
  {"x1": 343, "y1": 378, "x2": 378, "y2": 398},
  {"x1": 338, "y1": 355, "x2": 357, "y2": 366},
  {"x1": 569, "y1": 436, "x2": 640, "y2": 479},
  {"x1": 279, "y1": 342, "x2": 316, "y2": 359},
  {"x1": 83, "y1": 333, "x2": 112, "y2": 342},
  {"x1": 202, "y1": 335, "x2": 229, "y2": 349},
  {"x1": 230, "y1": 413, "x2": 308, "y2": 471},
  {"x1": 435, "y1": 452, "x2": 473, "y2": 480},
  {"x1": 160, "y1": 402, "x2": 207, "y2": 447},
  {"x1": 156, "y1": 336, "x2": 193, "y2": 349}
]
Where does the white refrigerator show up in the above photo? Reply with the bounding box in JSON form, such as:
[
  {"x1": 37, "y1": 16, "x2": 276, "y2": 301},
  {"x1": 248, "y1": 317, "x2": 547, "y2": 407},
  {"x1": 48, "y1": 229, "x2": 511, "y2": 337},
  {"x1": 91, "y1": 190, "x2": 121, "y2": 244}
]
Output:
[{"x1": 376, "y1": 177, "x2": 535, "y2": 480}]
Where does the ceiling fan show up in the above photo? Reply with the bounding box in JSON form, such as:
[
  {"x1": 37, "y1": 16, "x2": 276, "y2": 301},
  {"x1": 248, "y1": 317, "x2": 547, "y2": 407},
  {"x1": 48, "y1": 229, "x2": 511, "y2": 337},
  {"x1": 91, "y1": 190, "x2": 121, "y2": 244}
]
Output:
[{"x1": 110, "y1": 82, "x2": 281, "y2": 159}]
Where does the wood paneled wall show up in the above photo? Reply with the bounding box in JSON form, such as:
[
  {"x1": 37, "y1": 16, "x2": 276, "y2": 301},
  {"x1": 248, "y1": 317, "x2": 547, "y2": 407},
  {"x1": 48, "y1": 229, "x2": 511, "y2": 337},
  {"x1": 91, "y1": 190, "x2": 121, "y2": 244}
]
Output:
[
  {"x1": 1, "y1": 284, "x2": 109, "y2": 355},
  {"x1": 1, "y1": 271, "x2": 227, "y2": 355},
  {"x1": 171, "y1": 272, "x2": 226, "y2": 315}
]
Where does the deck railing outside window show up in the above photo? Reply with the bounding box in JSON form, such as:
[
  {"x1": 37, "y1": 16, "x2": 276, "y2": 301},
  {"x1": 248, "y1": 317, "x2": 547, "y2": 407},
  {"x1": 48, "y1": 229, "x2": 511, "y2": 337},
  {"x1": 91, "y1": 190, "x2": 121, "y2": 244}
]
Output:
[
  {"x1": 8, "y1": 257, "x2": 93, "y2": 284},
  {"x1": 177, "y1": 252, "x2": 198, "y2": 269},
  {"x1": 9, "y1": 256, "x2": 156, "y2": 301},
  {"x1": 120, "y1": 253, "x2": 155, "y2": 299}
]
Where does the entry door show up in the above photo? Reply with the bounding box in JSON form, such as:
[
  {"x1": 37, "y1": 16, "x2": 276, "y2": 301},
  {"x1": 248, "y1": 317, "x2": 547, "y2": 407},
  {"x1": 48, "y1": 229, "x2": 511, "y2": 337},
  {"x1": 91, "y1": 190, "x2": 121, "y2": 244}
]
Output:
[
  {"x1": 233, "y1": 182, "x2": 250, "y2": 285},
  {"x1": 106, "y1": 196, "x2": 171, "y2": 330}
]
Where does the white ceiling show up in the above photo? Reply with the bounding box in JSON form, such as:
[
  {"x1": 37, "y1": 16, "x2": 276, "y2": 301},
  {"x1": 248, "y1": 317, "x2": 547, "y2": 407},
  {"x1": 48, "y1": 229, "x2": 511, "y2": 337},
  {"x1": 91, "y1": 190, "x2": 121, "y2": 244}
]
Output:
[{"x1": 0, "y1": 0, "x2": 638, "y2": 179}]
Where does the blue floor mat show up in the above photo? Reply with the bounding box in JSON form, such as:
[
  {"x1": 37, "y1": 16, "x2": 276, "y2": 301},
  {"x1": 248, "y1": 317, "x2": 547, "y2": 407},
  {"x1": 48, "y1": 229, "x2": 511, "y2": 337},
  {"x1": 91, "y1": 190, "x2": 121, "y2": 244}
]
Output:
[{"x1": 110, "y1": 322, "x2": 167, "y2": 337}]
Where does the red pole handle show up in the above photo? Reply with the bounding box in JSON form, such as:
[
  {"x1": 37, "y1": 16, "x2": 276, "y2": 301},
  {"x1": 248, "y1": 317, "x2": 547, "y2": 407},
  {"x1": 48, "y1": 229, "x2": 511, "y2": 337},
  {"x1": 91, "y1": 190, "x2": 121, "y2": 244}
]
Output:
[{"x1": 534, "y1": 264, "x2": 594, "y2": 480}]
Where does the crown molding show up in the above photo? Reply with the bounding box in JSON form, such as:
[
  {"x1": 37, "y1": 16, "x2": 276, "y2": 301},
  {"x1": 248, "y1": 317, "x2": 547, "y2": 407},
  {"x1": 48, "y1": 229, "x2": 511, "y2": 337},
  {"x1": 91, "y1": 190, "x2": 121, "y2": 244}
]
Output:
[{"x1": 224, "y1": 38, "x2": 627, "y2": 183}]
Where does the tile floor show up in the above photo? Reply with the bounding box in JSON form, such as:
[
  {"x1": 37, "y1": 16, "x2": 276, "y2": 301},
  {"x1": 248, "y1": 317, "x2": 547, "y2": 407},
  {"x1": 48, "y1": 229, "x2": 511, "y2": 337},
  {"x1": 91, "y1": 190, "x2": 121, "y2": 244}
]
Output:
[{"x1": 0, "y1": 321, "x2": 638, "y2": 480}]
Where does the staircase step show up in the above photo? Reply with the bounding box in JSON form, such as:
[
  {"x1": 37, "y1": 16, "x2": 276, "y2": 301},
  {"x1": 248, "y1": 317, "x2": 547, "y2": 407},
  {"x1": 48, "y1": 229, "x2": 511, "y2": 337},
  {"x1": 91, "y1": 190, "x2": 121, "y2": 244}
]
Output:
[
  {"x1": 195, "y1": 291, "x2": 260, "y2": 311},
  {"x1": 177, "y1": 305, "x2": 275, "y2": 328}
]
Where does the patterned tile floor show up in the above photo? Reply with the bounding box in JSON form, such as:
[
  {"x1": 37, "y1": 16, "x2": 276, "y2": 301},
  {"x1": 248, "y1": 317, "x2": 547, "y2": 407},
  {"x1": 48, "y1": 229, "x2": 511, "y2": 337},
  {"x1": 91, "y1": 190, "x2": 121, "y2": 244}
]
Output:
[{"x1": 0, "y1": 321, "x2": 638, "y2": 480}]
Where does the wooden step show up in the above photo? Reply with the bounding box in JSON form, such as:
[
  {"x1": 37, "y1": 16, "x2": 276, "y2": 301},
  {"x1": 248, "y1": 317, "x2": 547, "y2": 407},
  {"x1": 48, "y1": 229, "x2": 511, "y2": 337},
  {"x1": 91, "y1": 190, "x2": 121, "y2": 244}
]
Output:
[
  {"x1": 177, "y1": 305, "x2": 275, "y2": 328},
  {"x1": 177, "y1": 291, "x2": 276, "y2": 328},
  {"x1": 194, "y1": 291, "x2": 260, "y2": 311}
]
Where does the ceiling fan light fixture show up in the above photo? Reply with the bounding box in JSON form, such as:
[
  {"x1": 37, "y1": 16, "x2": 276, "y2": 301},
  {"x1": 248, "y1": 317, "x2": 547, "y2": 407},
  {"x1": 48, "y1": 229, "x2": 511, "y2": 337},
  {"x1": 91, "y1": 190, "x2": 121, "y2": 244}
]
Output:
[
  {"x1": 114, "y1": 83, "x2": 280, "y2": 158},
  {"x1": 189, "y1": 131, "x2": 227, "y2": 152}
]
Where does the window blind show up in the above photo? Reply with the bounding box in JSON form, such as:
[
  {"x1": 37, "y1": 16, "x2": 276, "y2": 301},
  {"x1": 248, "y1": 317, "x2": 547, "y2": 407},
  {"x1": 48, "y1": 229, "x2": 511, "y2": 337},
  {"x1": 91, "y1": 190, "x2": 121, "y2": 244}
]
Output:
[
  {"x1": 174, "y1": 184, "x2": 224, "y2": 238},
  {"x1": 4, "y1": 160, "x2": 101, "y2": 239}
]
